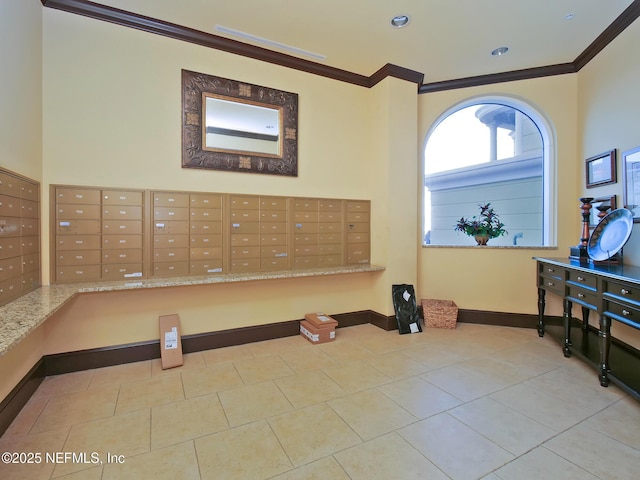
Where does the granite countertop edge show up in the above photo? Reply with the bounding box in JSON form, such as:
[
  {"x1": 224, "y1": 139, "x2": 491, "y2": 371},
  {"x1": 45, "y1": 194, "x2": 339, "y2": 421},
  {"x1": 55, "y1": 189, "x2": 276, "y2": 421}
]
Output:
[{"x1": 0, "y1": 264, "x2": 385, "y2": 357}]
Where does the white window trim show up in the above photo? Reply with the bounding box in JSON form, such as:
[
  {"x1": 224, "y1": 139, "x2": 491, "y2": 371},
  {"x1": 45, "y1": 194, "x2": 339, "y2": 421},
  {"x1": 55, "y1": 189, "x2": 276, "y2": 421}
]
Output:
[{"x1": 422, "y1": 95, "x2": 557, "y2": 246}]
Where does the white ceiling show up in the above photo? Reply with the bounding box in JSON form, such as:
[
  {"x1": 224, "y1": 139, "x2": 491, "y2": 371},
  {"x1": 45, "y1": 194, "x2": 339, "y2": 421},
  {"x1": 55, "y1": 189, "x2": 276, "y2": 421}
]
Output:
[{"x1": 90, "y1": 0, "x2": 636, "y2": 84}]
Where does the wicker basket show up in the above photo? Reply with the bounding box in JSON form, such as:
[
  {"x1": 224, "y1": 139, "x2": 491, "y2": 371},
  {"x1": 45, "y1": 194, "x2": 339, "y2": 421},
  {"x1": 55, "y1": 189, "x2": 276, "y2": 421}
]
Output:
[{"x1": 421, "y1": 299, "x2": 458, "y2": 329}]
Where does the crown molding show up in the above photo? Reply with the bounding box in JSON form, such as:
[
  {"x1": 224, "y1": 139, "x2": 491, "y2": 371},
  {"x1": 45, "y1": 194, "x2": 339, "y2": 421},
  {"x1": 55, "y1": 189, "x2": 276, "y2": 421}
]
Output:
[
  {"x1": 418, "y1": 63, "x2": 577, "y2": 94},
  {"x1": 40, "y1": 0, "x2": 419, "y2": 87},
  {"x1": 573, "y1": 0, "x2": 640, "y2": 70},
  {"x1": 420, "y1": 0, "x2": 640, "y2": 93},
  {"x1": 42, "y1": 0, "x2": 640, "y2": 93}
]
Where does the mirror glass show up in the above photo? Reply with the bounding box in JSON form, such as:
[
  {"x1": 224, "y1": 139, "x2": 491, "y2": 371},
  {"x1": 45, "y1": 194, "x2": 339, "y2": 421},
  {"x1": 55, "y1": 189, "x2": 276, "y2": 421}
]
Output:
[{"x1": 203, "y1": 95, "x2": 282, "y2": 156}]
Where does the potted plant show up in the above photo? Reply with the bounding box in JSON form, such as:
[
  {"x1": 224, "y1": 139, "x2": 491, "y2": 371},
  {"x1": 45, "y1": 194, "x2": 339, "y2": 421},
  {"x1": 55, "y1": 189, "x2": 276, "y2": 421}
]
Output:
[{"x1": 454, "y1": 203, "x2": 507, "y2": 245}]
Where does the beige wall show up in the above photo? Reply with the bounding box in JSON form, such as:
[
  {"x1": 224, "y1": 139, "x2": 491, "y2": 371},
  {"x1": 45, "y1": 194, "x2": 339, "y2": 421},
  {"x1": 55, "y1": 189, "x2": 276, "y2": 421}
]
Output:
[
  {"x1": 2, "y1": 3, "x2": 640, "y2": 399},
  {"x1": 34, "y1": 8, "x2": 418, "y2": 359},
  {"x1": 578, "y1": 19, "x2": 640, "y2": 267},
  {"x1": 577, "y1": 19, "x2": 640, "y2": 347},
  {"x1": 418, "y1": 74, "x2": 579, "y2": 315},
  {"x1": 0, "y1": 0, "x2": 42, "y2": 180},
  {"x1": 416, "y1": 18, "x2": 640, "y2": 348},
  {"x1": 0, "y1": 0, "x2": 45, "y2": 401}
]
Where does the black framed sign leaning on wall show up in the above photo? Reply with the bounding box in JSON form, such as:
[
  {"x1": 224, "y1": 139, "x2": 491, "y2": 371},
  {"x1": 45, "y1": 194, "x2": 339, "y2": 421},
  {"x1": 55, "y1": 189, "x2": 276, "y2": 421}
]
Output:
[{"x1": 586, "y1": 149, "x2": 616, "y2": 188}]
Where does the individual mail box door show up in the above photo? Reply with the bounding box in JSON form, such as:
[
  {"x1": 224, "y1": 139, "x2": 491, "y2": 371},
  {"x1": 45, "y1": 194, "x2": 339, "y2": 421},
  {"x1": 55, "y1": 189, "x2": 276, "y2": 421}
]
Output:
[
  {"x1": 190, "y1": 259, "x2": 223, "y2": 275},
  {"x1": 154, "y1": 206, "x2": 189, "y2": 221},
  {"x1": 153, "y1": 234, "x2": 189, "y2": 249},
  {"x1": 230, "y1": 195, "x2": 259, "y2": 210},
  {"x1": 57, "y1": 235, "x2": 101, "y2": 251},
  {"x1": 56, "y1": 265, "x2": 101, "y2": 283},
  {"x1": 103, "y1": 234, "x2": 143, "y2": 249},
  {"x1": 190, "y1": 222, "x2": 223, "y2": 235},
  {"x1": 102, "y1": 264, "x2": 144, "y2": 280},
  {"x1": 153, "y1": 220, "x2": 188, "y2": 235},
  {"x1": 57, "y1": 250, "x2": 101, "y2": 266},
  {"x1": 260, "y1": 234, "x2": 287, "y2": 246},
  {"x1": 0, "y1": 194, "x2": 20, "y2": 216},
  {"x1": 154, "y1": 248, "x2": 189, "y2": 262},
  {"x1": 56, "y1": 204, "x2": 101, "y2": 220},
  {"x1": 56, "y1": 188, "x2": 101, "y2": 205},
  {"x1": 189, "y1": 234, "x2": 223, "y2": 248},
  {"x1": 102, "y1": 190, "x2": 143, "y2": 206},
  {"x1": 230, "y1": 258, "x2": 261, "y2": 273},
  {"x1": 56, "y1": 219, "x2": 100, "y2": 235},
  {"x1": 190, "y1": 247, "x2": 223, "y2": 260},
  {"x1": 261, "y1": 257, "x2": 288, "y2": 271},
  {"x1": 103, "y1": 249, "x2": 143, "y2": 264},
  {"x1": 190, "y1": 193, "x2": 222, "y2": 209},
  {"x1": 190, "y1": 209, "x2": 222, "y2": 222},
  {"x1": 153, "y1": 192, "x2": 189, "y2": 208},
  {"x1": 153, "y1": 262, "x2": 189, "y2": 277},
  {"x1": 230, "y1": 234, "x2": 260, "y2": 246},
  {"x1": 102, "y1": 220, "x2": 143, "y2": 235},
  {"x1": 102, "y1": 205, "x2": 143, "y2": 220}
]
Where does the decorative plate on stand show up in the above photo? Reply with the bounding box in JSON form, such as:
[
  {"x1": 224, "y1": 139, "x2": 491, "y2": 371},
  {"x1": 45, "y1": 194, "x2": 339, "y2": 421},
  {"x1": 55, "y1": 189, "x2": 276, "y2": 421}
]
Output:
[{"x1": 587, "y1": 208, "x2": 633, "y2": 261}]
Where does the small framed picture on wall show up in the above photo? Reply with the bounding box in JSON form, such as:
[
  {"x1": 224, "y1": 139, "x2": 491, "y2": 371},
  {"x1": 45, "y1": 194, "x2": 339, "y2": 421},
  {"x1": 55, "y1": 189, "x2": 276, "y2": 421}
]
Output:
[
  {"x1": 586, "y1": 149, "x2": 616, "y2": 188},
  {"x1": 622, "y1": 145, "x2": 640, "y2": 222}
]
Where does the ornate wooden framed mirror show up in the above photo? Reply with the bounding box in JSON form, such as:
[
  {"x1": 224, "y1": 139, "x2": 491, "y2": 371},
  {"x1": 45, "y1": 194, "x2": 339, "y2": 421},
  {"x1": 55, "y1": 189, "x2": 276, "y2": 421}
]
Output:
[{"x1": 182, "y1": 70, "x2": 298, "y2": 176}]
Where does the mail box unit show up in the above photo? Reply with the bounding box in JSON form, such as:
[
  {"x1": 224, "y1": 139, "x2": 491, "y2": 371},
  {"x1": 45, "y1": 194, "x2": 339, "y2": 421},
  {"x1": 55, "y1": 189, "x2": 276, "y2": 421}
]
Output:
[
  {"x1": 189, "y1": 193, "x2": 224, "y2": 275},
  {"x1": 152, "y1": 191, "x2": 189, "y2": 277},
  {"x1": 292, "y1": 198, "x2": 319, "y2": 269},
  {"x1": 259, "y1": 196, "x2": 289, "y2": 272},
  {"x1": 229, "y1": 195, "x2": 260, "y2": 273},
  {"x1": 53, "y1": 186, "x2": 145, "y2": 283},
  {"x1": 346, "y1": 200, "x2": 370, "y2": 265},
  {"x1": 101, "y1": 189, "x2": 144, "y2": 281},
  {"x1": 54, "y1": 186, "x2": 101, "y2": 283},
  {"x1": 0, "y1": 169, "x2": 40, "y2": 305},
  {"x1": 318, "y1": 199, "x2": 344, "y2": 267}
]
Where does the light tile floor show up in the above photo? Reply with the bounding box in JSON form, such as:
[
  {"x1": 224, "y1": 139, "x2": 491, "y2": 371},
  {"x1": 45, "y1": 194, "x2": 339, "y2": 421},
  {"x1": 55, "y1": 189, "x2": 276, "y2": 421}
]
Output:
[{"x1": 1, "y1": 323, "x2": 639, "y2": 479}]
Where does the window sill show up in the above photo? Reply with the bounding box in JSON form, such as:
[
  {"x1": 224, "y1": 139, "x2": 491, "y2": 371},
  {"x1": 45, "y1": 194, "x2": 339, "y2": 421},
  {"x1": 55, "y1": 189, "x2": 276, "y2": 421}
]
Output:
[{"x1": 422, "y1": 244, "x2": 558, "y2": 249}]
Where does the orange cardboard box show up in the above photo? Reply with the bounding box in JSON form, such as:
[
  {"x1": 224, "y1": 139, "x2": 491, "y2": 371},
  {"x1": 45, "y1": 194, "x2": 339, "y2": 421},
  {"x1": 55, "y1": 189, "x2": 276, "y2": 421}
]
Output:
[
  {"x1": 159, "y1": 314, "x2": 183, "y2": 369},
  {"x1": 304, "y1": 312, "x2": 338, "y2": 329},
  {"x1": 300, "y1": 320, "x2": 336, "y2": 344}
]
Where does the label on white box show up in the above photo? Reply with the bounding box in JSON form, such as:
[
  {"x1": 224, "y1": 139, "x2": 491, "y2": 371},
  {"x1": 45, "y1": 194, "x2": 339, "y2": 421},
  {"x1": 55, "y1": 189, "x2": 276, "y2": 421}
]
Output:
[
  {"x1": 164, "y1": 327, "x2": 178, "y2": 350},
  {"x1": 300, "y1": 325, "x2": 319, "y2": 342}
]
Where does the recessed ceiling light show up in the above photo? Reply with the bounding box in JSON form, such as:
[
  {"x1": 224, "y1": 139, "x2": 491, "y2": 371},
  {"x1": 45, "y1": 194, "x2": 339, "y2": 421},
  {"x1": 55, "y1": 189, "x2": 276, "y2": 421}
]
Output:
[
  {"x1": 491, "y1": 47, "x2": 509, "y2": 56},
  {"x1": 391, "y1": 15, "x2": 410, "y2": 28}
]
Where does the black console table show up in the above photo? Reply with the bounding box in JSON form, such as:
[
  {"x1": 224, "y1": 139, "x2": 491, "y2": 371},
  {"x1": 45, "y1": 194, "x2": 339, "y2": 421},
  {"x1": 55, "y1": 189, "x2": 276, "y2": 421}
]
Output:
[{"x1": 535, "y1": 257, "x2": 640, "y2": 396}]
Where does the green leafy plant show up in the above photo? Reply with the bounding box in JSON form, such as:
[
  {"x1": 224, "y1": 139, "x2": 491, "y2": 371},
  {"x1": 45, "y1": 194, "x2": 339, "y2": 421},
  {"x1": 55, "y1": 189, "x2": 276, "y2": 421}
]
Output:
[{"x1": 454, "y1": 203, "x2": 507, "y2": 239}]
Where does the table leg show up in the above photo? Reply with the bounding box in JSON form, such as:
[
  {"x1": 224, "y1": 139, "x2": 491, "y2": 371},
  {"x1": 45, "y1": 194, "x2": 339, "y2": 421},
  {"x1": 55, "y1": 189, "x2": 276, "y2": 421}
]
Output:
[
  {"x1": 599, "y1": 314, "x2": 611, "y2": 387},
  {"x1": 537, "y1": 287, "x2": 546, "y2": 337},
  {"x1": 563, "y1": 298, "x2": 572, "y2": 357},
  {"x1": 581, "y1": 306, "x2": 590, "y2": 332}
]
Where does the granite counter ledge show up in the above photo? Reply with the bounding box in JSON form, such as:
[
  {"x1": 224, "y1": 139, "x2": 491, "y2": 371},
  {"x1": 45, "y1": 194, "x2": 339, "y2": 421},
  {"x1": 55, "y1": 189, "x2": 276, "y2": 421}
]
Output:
[{"x1": 0, "y1": 264, "x2": 385, "y2": 356}]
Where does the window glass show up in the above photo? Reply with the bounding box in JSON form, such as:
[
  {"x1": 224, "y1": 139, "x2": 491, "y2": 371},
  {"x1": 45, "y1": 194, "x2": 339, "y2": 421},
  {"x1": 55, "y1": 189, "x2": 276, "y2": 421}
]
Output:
[{"x1": 424, "y1": 102, "x2": 550, "y2": 246}]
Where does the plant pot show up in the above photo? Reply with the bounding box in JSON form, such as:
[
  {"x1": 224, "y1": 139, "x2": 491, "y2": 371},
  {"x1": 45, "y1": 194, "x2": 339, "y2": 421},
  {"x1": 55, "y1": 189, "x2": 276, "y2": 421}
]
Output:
[{"x1": 474, "y1": 234, "x2": 490, "y2": 245}]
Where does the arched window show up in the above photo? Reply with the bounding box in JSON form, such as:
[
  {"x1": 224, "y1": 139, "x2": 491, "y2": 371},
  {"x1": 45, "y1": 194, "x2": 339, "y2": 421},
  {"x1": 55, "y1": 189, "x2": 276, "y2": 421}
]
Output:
[{"x1": 423, "y1": 97, "x2": 555, "y2": 247}]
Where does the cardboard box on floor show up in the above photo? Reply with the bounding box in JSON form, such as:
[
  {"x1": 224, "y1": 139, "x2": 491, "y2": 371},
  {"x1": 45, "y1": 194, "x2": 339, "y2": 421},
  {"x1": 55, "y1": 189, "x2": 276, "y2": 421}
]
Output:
[
  {"x1": 300, "y1": 313, "x2": 338, "y2": 344},
  {"x1": 304, "y1": 313, "x2": 338, "y2": 330},
  {"x1": 159, "y1": 314, "x2": 183, "y2": 369}
]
